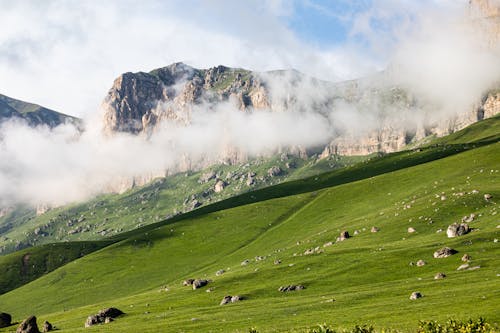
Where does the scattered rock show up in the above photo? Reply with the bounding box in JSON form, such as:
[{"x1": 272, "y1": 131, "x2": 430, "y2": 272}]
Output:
[
  {"x1": 216, "y1": 269, "x2": 225, "y2": 276},
  {"x1": 446, "y1": 223, "x2": 470, "y2": 238},
  {"x1": 410, "y1": 292, "x2": 423, "y2": 300},
  {"x1": 371, "y1": 226, "x2": 380, "y2": 233},
  {"x1": 0, "y1": 313, "x2": 12, "y2": 328},
  {"x1": 198, "y1": 171, "x2": 216, "y2": 184},
  {"x1": 304, "y1": 247, "x2": 322, "y2": 255},
  {"x1": 85, "y1": 308, "x2": 124, "y2": 327},
  {"x1": 323, "y1": 241, "x2": 333, "y2": 247},
  {"x1": 42, "y1": 321, "x2": 53, "y2": 332},
  {"x1": 278, "y1": 285, "x2": 305, "y2": 292},
  {"x1": 214, "y1": 180, "x2": 226, "y2": 193},
  {"x1": 241, "y1": 259, "x2": 250, "y2": 266},
  {"x1": 407, "y1": 227, "x2": 416, "y2": 233},
  {"x1": 433, "y1": 247, "x2": 458, "y2": 258},
  {"x1": 416, "y1": 259, "x2": 426, "y2": 266},
  {"x1": 220, "y1": 295, "x2": 242, "y2": 305},
  {"x1": 461, "y1": 254, "x2": 471, "y2": 262},
  {"x1": 255, "y1": 256, "x2": 265, "y2": 261},
  {"x1": 267, "y1": 166, "x2": 282, "y2": 177},
  {"x1": 16, "y1": 316, "x2": 40, "y2": 333},
  {"x1": 434, "y1": 272, "x2": 446, "y2": 280},
  {"x1": 462, "y1": 213, "x2": 476, "y2": 223},
  {"x1": 484, "y1": 193, "x2": 493, "y2": 201},
  {"x1": 192, "y1": 279, "x2": 209, "y2": 290},
  {"x1": 274, "y1": 259, "x2": 281, "y2": 265},
  {"x1": 457, "y1": 263, "x2": 470, "y2": 270},
  {"x1": 353, "y1": 230, "x2": 360, "y2": 235},
  {"x1": 183, "y1": 279, "x2": 195, "y2": 286},
  {"x1": 338, "y1": 230, "x2": 350, "y2": 241}
]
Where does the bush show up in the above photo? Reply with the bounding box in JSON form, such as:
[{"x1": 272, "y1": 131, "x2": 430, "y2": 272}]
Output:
[
  {"x1": 308, "y1": 323, "x2": 336, "y2": 333},
  {"x1": 417, "y1": 318, "x2": 493, "y2": 333}
]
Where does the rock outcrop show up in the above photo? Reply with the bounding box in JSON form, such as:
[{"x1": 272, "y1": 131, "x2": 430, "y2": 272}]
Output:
[
  {"x1": 16, "y1": 316, "x2": 40, "y2": 333},
  {"x1": 85, "y1": 308, "x2": 124, "y2": 328}
]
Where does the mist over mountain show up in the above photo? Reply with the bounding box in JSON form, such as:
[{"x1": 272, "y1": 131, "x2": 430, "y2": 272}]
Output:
[{"x1": 0, "y1": 0, "x2": 499, "y2": 209}]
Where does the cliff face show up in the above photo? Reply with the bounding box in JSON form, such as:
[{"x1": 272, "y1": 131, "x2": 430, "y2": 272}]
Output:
[{"x1": 102, "y1": 63, "x2": 270, "y2": 135}]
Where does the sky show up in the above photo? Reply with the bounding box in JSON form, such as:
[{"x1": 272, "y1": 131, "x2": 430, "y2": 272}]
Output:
[{"x1": 0, "y1": 0, "x2": 465, "y2": 117}]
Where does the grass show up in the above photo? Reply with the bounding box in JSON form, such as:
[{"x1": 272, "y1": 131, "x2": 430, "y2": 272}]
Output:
[{"x1": 0, "y1": 116, "x2": 498, "y2": 332}]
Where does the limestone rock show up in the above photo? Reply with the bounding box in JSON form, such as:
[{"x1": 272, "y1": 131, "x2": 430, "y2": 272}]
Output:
[
  {"x1": 267, "y1": 166, "x2": 283, "y2": 177},
  {"x1": 407, "y1": 227, "x2": 416, "y2": 233},
  {"x1": 409, "y1": 292, "x2": 423, "y2": 300},
  {"x1": 461, "y1": 254, "x2": 471, "y2": 262},
  {"x1": 338, "y1": 230, "x2": 350, "y2": 242},
  {"x1": 371, "y1": 226, "x2": 380, "y2": 233},
  {"x1": 433, "y1": 247, "x2": 458, "y2": 258},
  {"x1": 85, "y1": 308, "x2": 124, "y2": 327},
  {"x1": 416, "y1": 259, "x2": 426, "y2": 266},
  {"x1": 446, "y1": 223, "x2": 470, "y2": 238},
  {"x1": 42, "y1": 321, "x2": 53, "y2": 332},
  {"x1": 214, "y1": 180, "x2": 226, "y2": 193},
  {"x1": 192, "y1": 279, "x2": 209, "y2": 290},
  {"x1": 16, "y1": 316, "x2": 40, "y2": 333},
  {"x1": 434, "y1": 272, "x2": 446, "y2": 280},
  {"x1": 220, "y1": 295, "x2": 242, "y2": 305}
]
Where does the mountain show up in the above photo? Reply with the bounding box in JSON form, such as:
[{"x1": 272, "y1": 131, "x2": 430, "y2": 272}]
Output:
[
  {"x1": 102, "y1": 63, "x2": 500, "y2": 159},
  {"x1": 0, "y1": 93, "x2": 79, "y2": 128},
  {"x1": 0, "y1": 115, "x2": 498, "y2": 332}
]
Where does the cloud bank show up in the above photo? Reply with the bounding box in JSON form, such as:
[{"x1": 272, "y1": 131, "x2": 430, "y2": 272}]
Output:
[{"x1": 0, "y1": 0, "x2": 499, "y2": 207}]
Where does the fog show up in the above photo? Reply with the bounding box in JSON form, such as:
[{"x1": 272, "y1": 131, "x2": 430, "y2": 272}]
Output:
[{"x1": 0, "y1": 0, "x2": 499, "y2": 207}]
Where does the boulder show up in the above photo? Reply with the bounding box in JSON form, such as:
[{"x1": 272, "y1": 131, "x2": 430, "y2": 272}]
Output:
[
  {"x1": 434, "y1": 272, "x2": 446, "y2": 279},
  {"x1": 220, "y1": 296, "x2": 232, "y2": 305},
  {"x1": 461, "y1": 213, "x2": 476, "y2": 223},
  {"x1": 241, "y1": 259, "x2": 250, "y2": 266},
  {"x1": 338, "y1": 230, "x2": 349, "y2": 241},
  {"x1": 42, "y1": 321, "x2": 53, "y2": 332},
  {"x1": 409, "y1": 292, "x2": 423, "y2": 300},
  {"x1": 461, "y1": 254, "x2": 471, "y2": 262},
  {"x1": 85, "y1": 308, "x2": 123, "y2": 327},
  {"x1": 216, "y1": 269, "x2": 225, "y2": 276},
  {"x1": 407, "y1": 227, "x2": 416, "y2": 233},
  {"x1": 183, "y1": 279, "x2": 195, "y2": 286},
  {"x1": 446, "y1": 223, "x2": 470, "y2": 238},
  {"x1": 192, "y1": 279, "x2": 209, "y2": 290},
  {"x1": 433, "y1": 247, "x2": 458, "y2": 258},
  {"x1": 416, "y1": 259, "x2": 426, "y2": 267},
  {"x1": 16, "y1": 316, "x2": 40, "y2": 333},
  {"x1": 214, "y1": 180, "x2": 226, "y2": 193},
  {"x1": 484, "y1": 193, "x2": 492, "y2": 200},
  {"x1": 371, "y1": 226, "x2": 380, "y2": 233},
  {"x1": 0, "y1": 313, "x2": 12, "y2": 328},
  {"x1": 267, "y1": 166, "x2": 282, "y2": 177}
]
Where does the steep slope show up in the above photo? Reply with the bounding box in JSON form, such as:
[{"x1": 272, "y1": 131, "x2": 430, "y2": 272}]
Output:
[
  {"x1": 0, "y1": 94, "x2": 78, "y2": 128},
  {"x1": 0, "y1": 123, "x2": 497, "y2": 332}
]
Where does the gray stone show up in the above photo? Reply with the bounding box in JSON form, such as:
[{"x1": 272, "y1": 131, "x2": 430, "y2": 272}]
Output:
[
  {"x1": 192, "y1": 279, "x2": 209, "y2": 290},
  {"x1": 433, "y1": 247, "x2": 458, "y2": 258},
  {"x1": 220, "y1": 296, "x2": 232, "y2": 305},
  {"x1": 371, "y1": 226, "x2": 380, "y2": 233},
  {"x1": 16, "y1": 316, "x2": 40, "y2": 333},
  {"x1": 461, "y1": 254, "x2": 471, "y2": 262},
  {"x1": 446, "y1": 223, "x2": 470, "y2": 238},
  {"x1": 416, "y1": 259, "x2": 426, "y2": 266},
  {"x1": 434, "y1": 272, "x2": 446, "y2": 279},
  {"x1": 42, "y1": 321, "x2": 53, "y2": 332},
  {"x1": 338, "y1": 230, "x2": 349, "y2": 241},
  {"x1": 409, "y1": 292, "x2": 423, "y2": 300}
]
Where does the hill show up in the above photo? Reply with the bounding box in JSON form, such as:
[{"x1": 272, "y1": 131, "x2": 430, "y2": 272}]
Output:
[
  {"x1": 0, "y1": 116, "x2": 498, "y2": 332},
  {"x1": 0, "y1": 93, "x2": 79, "y2": 128}
]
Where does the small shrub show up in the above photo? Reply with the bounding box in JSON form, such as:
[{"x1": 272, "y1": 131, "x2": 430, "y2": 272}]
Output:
[
  {"x1": 248, "y1": 328, "x2": 258, "y2": 333},
  {"x1": 349, "y1": 325, "x2": 375, "y2": 333},
  {"x1": 417, "y1": 318, "x2": 493, "y2": 333},
  {"x1": 308, "y1": 323, "x2": 336, "y2": 333}
]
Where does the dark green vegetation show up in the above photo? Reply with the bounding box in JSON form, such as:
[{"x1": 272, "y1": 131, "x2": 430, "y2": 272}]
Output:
[
  {"x1": 0, "y1": 116, "x2": 498, "y2": 332},
  {"x1": 0, "y1": 93, "x2": 78, "y2": 127}
]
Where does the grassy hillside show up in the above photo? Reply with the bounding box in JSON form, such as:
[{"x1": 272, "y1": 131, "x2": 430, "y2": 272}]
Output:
[
  {"x1": 0, "y1": 152, "x2": 366, "y2": 254},
  {"x1": 0, "y1": 130, "x2": 498, "y2": 331}
]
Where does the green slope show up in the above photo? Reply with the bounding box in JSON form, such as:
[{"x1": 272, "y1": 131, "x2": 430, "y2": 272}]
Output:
[{"x1": 0, "y1": 138, "x2": 498, "y2": 332}]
